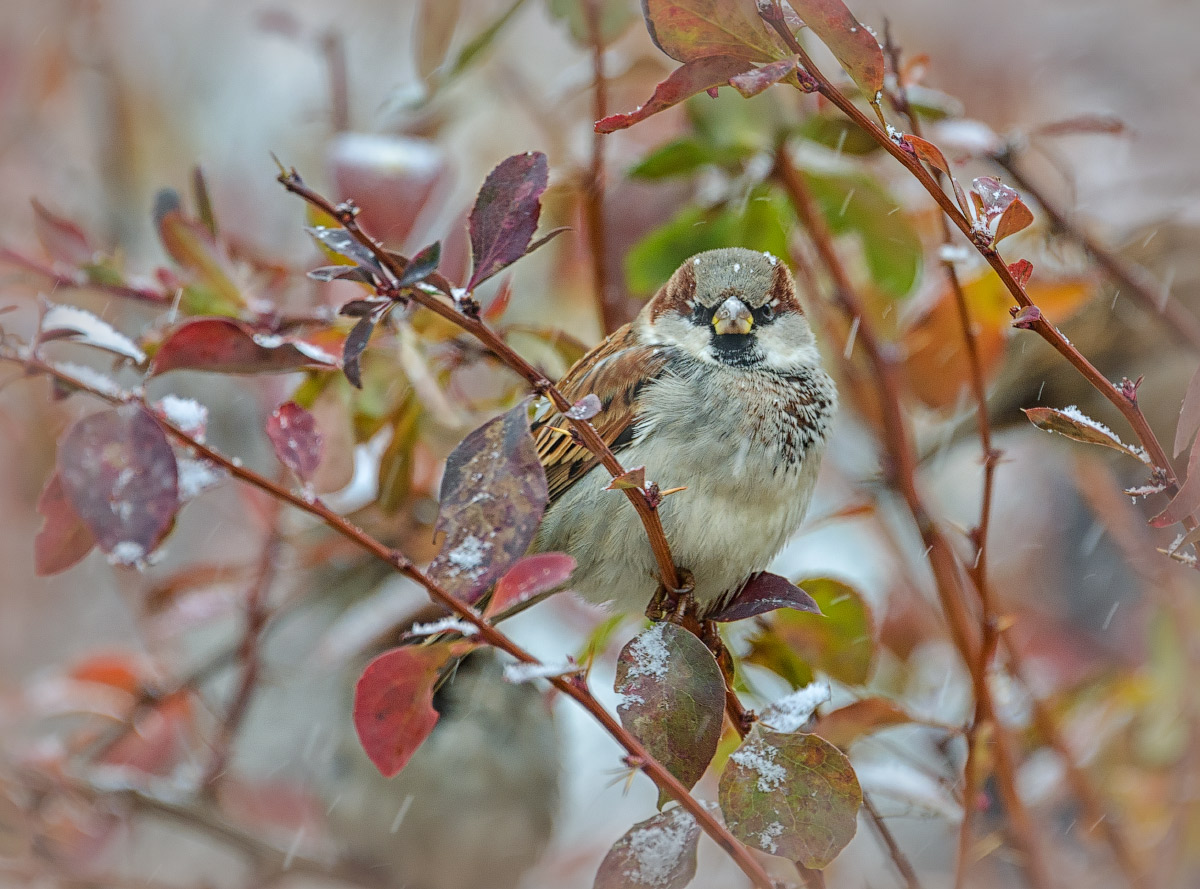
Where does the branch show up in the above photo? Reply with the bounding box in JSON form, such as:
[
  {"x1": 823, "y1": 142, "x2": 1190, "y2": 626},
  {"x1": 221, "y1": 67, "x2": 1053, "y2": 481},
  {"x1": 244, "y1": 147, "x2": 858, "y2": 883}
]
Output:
[
  {"x1": 9, "y1": 352, "x2": 776, "y2": 889},
  {"x1": 582, "y1": 0, "x2": 616, "y2": 334}
]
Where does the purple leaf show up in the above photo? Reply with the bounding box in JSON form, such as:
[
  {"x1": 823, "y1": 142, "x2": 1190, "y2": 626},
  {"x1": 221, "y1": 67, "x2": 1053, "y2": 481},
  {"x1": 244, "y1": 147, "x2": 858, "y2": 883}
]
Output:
[
  {"x1": 467, "y1": 153, "x2": 549, "y2": 291},
  {"x1": 149, "y1": 318, "x2": 339, "y2": 376},
  {"x1": 57, "y1": 405, "x2": 179, "y2": 566},
  {"x1": 709, "y1": 572, "x2": 821, "y2": 622},
  {"x1": 615, "y1": 623, "x2": 724, "y2": 807},
  {"x1": 342, "y1": 315, "x2": 376, "y2": 389},
  {"x1": 428, "y1": 398, "x2": 549, "y2": 603},
  {"x1": 396, "y1": 241, "x2": 442, "y2": 287},
  {"x1": 266, "y1": 402, "x2": 324, "y2": 484},
  {"x1": 593, "y1": 806, "x2": 701, "y2": 889},
  {"x1": 308, "y1": 265, "x2": 376, "y2": 284}
]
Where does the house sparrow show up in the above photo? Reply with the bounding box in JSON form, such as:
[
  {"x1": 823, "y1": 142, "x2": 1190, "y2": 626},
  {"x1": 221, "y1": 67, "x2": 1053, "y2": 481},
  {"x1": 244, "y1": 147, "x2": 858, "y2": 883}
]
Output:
[{"x1": 531, "y1": 247, "x2": 837, "y2": 616}]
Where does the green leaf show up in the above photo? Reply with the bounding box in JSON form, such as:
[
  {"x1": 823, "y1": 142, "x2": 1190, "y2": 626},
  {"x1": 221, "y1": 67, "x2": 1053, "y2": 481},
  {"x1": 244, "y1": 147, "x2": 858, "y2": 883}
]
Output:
[
  {"x1": 795, "y1": 112, "x2": 882, "y2": 155},
  {"x1": 719, "y1": 726, "x2": 861, "y2": 867},
  {"x1": 773, "y1": 577, "x2": 874, "y2": 685},
  {"x1": 802, "y1": 168, "x2": 921, "y2": 298},
  {"x1": 627, "y1": 138, "x2": 753, "y2": 180},
  {"x1": 624, "y1": 184, "x2": 791, "y2": 295}
]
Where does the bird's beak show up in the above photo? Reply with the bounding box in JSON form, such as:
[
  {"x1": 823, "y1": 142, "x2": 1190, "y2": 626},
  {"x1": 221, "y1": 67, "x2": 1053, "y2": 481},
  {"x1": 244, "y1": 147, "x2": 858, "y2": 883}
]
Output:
[{"x1": 712, "y1": 296, "x2": 753, "y2": 336}]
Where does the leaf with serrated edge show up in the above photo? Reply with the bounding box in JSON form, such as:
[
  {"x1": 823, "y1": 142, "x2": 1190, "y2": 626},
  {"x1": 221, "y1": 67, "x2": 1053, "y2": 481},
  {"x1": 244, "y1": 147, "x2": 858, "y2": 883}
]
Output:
[
  {"x1": 593, "y1": 806, "x2": 700, "y2": 889},
  {"x1": 615, "y1": 623, "x2": 724, "y2": 807},
  {"x1": 428, "y1": 398, "x2": 549, "y2": 603},
  {"x1": 719, "y1": 727, "x2": 861, "y2": 867}
]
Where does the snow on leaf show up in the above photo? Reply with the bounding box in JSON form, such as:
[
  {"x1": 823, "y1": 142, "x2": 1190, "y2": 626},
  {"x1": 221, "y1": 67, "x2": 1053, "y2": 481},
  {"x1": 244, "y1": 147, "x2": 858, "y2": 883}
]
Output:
[
  {"x1": 51, "y1": 361, "x2": 124, "y2": 399},
  {"x1": 306, "y1": 226, "x2": 385, "y2": 277},
  {"x1": 719, "y1": 727, "x2": 861, "y2": 867},
  {"x1": 149, "y1": 318, "x2": 338, "y2": 376},
  {"x1": 266, "y1": 402, "x2": 324, "y2": 484},
  {"x1": 175, "y1": 458, "x2": 223, "y2": 502},
  {"x1": 466, "y1": 153, "x2": 549, "y2": 291},
  {"x1": 1023, "y1": 406, "x2": 1150, "y2": 464},
  {"x1": 759, "y1": 680, "x2": 831, "y2": 732},
  {"x1": 407, "y1": 617, "x2": 479, "y2": 638},
  {"x1": 40, "y1": 303, "x2": 146, "y2": 365},
  {"x1": 709, "y1": 571, "x2": 822, "y2": 622},
  {"x1": 486, "y1": 552, "x2": 576, "y2": 618},
  {"x1": 34, "y1": 471, "x2": 96, "y2": 575},
  {"x1": 428, "y1": 398, "x2": 549, "y2": 604},
  {"x1": 353, "y1": 645, "x2": 453, "y2": 777},
  {"x1": 56, "y1": 405, "x2": 179, "y2": 565},
  {"x1": 593, "y1": 806, "x2": 700, "y2": 889},
  {"x1": 615, "y1": 624, "x2": 724, "y2": 806},
  {"x1": 595, "y1": 55, "x2": 755, "y2": 134},
  {"x1": 152, "y1": 395, "x2": 208, "y2": 440}
]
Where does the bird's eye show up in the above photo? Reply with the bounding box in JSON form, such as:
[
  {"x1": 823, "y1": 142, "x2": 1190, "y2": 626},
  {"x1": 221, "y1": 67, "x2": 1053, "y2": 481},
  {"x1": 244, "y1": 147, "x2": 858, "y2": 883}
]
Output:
[
  {"x1": 754, "y1": 303, "x2": 776, "y2": 324},
  {"x1": 691, "y1": 303, "x2": 710, "y2": 325}
]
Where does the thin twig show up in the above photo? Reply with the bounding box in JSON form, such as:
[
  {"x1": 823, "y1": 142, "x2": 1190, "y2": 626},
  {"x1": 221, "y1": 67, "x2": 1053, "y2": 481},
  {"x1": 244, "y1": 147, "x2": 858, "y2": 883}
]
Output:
[
  {"x1": 581, "y1": 0, "x2": 615, "y2": 334},
  {"x1": 9, "y1": 353, "x2": 776, "y2": 889},
  {"x1": 863, "y1": 792, "x2": 924, "y2": 889}
]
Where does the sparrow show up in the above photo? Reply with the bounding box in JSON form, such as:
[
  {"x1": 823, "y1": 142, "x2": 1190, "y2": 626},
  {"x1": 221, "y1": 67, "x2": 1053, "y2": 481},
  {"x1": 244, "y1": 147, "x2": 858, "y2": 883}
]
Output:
[{"x1": 530, "y1": 247, "x2": 837, "y2": 616}]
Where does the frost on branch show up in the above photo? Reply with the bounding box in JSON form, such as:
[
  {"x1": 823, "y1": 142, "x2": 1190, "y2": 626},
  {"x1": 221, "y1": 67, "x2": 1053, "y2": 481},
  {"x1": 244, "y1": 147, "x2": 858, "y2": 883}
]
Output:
[
  {"x1": 593, "y1": 806, "x2": 700, "y2": 889},
  {"x1": 428, "y1": 398, "x2": 549, "y2": 604},
  {"x1": 719, "y1": 727, "x2": 861, "y2": 867},
  {"x1": 615, "y1": 623, "x2": 724, "y2": 807}
]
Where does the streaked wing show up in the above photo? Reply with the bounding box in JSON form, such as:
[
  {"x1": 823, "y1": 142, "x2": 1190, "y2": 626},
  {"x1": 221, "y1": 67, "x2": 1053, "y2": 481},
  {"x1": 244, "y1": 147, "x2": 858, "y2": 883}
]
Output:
[{"x1": 533, "y1": 323, "x2": 668, "y2": 505}]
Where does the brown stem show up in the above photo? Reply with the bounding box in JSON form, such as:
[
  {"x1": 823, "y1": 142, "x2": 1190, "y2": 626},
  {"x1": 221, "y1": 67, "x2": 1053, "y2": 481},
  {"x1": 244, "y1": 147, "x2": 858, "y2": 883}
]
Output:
[
  {"x1": 13, "y1": 354, "x2": 775, "y2": 889},
  {"x1": 276, "y1": 170, "x2": 681, "y2": 591},
  {"x1": 581, "y1": 0, "x2": 615, "y2": 334},
  {"x1": 864, "y1": 792, "x2": 924, "y2": 889}
]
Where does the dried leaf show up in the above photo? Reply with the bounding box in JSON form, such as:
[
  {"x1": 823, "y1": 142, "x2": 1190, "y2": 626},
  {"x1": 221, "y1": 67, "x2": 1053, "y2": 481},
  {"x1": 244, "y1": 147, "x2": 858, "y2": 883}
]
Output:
[
  {"x1": 1024, "y1": 406, "x2": 1148, "y2": 464},
  {"x1": 772, "y1": 578, "x2": 874, "y2": 685},
  {"x1": 993, "y1": 197, "x2": 1034, "y2": 244},
  {"x1": 353, "y1": 645, "x2": 452, "y2": 777},
  {"x1": 593, "y1": 806, "x2": 700, "y2": 889},
  {"x1": 32, "y1": 199, "x2": 93, "y2": 266},
  {"x1": 783, "y1": 0, "x2": 885, "y2": 99},
  {"x1": 709, "y1": 572, "x2": 822, "y2": 622},
  {"x1": 595, "y1": 55, "x2": 755, "y2": 134},
  {"x1": 34, "y1": 472, "x2": 96, "y2": 575},
  {"x1": 643, "y1": 0, "x2": 790, "y2": 64},
  {"x1": 718, "y1": 727, "x2": 861, "y2": 866},
  {"x1": 149, "y1": 318, "x2": 339, "y2": 376},
  {"x1": 57, "y1": 405, "x2": 179, "y2": 566},
  {"x1": 605, "y1": 465, "x2": 647, "y2": 491},
  {"x1": 40, "y1": 303, "x2": 147, "y2": 365},
  {"x1": 467, "y1": 153, "x2": 549, "y2": 291},
  {"x1": 266, "y1": 402, "x2": 324, "y2": 483},
  {"x1": 730, "y1": 57, "x2": 798, "y2": 98},
  {"x1": 615, "y1": 623, "x2": 725, "y2": 807},
  {"x1": 811, "y1": 697, "x2": 912, "y2": 749},
  {"x1": 486, "y1": 552, "x2": 576, "y2": 617},
  {"x1": 428, "y1": 398, "x2": 549, "y2": 603}
]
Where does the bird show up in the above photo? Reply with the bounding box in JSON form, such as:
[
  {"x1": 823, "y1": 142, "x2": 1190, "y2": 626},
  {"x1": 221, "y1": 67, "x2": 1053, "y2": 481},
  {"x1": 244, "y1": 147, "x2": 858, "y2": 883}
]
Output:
[{"x1": 530, "y1": 247, "x2": 837, "y2": 617}]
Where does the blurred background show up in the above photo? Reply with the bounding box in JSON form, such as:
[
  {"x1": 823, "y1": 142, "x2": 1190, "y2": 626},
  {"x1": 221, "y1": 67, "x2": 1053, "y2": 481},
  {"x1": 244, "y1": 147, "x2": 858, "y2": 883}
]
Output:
[{"x1": 1, "y1": 0, "x2": 1199, "y2": 887}]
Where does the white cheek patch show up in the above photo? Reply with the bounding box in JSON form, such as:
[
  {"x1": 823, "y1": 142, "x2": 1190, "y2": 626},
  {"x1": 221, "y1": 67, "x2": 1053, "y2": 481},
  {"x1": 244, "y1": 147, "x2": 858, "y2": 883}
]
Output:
[
  {"x1": 756, "y1": 316, "x2": 821, "y2": 370},
  {"x1": 649, "y1": 312, "x2": 714, "y2": 361}
]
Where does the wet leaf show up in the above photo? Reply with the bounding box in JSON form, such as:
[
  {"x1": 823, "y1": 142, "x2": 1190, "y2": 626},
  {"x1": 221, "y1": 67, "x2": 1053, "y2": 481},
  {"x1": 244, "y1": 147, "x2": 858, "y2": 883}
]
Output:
[
  {"x1": 1024, "y1": 406, "x2": 1148, "y2": 464},
  {"x1": 396, "y1": 242, "x2": 442, "y2": 287},
  {"x1": 34, "y1": 472, "x2": 96, "y2": 575},
  {"x1": 730, "y1": 57, "x2": 799, "y2": 98},
  {"x1": 718, "y1": 726, "x2": 861, "y2": 866},
  {"x1": 811, "y1": 697, "x2": 912, "y2": 749},
  {"x1": 1175, "y1": 362, "x2": 1200, "y2": 458},
  {"x1": 467, "y1": 152, "x2": 549, "y2": 290},
  {"x1": 772, "y1": 578, "x2": 874, "y2": 685},
  {"x1": 149, "y1": 318, "x2": 339, "y2": 376},
  {"x1": 642, "y1": 0, "x2": 790, "y2": 64},
  {"x1": 566, "y1": 393, "x2": 602, "y2": 420},
  {"x1": 342, "y1": 315, "x2": 376, "y2": 389},
  {"x1": 428, "y1": 398, "x2": 549, "y2": 603},
  {"x1": 615, "y1": 623, "x2": 725, "y2": 806},
  {"x1": 783, "y1": 0, "x2": 885, "y2": 99},
  {"x1": 486, "y1": 552, "x2": 576, "y2": 617},
  {"x1": 40, "y1": 303, "x2": 146, "y2": 365},
  {"x1": 308, "y1": 265, "x2": 375, "y2": 284},
  {"x1": 353, "y1": 645, "x2": 453, "y2": 777},
  {"x1": 306, "y1": 225, "x2": 385, "y2": 277},
  {"x1": 709, "y1": 572, "x2": 821, "y2": 622},
  {"x1": 266, "y1": 402, "x2": 324, "y2": 483},
  {"x1": 154, "y1": 189, "x2": 244, "y2": 314},
  {"x1": 57, "y1": 405, "x2": 179, "y2": 566},
  {"x1": 32, "y1": 199, "x2": 93, "y2": 266},
  {"x1": 593, "y1": 806, "x2": 700, "y2": 889},
  {"x1": 596, "y1": 55, "x2": 755, "y2": 134}
]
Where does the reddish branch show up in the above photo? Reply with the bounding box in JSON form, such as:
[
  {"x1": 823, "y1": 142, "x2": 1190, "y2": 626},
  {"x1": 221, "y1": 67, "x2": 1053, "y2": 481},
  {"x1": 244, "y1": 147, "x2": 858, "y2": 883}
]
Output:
[
  {"x1": 10, "y1": 354, "x2": 777, "y2": 889},
  {"x1": 582, "y1": 0, "x2": 615, "y2": 334}
]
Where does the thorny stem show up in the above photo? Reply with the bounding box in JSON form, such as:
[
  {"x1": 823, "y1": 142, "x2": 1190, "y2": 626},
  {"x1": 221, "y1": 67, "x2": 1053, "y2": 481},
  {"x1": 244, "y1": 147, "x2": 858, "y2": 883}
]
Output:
[
  {"x1": 276, "y1": 171, "x2": 681, "y2": 592},
  {"x1": 993, "y1": 145, "x2": 1200, "y2": 354},
  {"x1": 582, "y1": 0, "x2": 616, "y2": 334},
  {"x1": 12, "y1": 354, "x2": 777, "y2": 889},
  {"x1": 760, "y1": 2, "x2": 1191, "y2": 535},
  {"x1": 774, "y1": 145, "x2": 1059, "y2": 889}
]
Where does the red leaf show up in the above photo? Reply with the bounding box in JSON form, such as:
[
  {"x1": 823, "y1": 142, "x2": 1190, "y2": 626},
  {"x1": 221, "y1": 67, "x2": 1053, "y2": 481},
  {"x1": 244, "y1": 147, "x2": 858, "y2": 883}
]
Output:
[
  {"x1": 1152, "y1": 433, "x2": 1200, "y2": 527},
  {"x1": 266, "y1": 402, "x2": 324, "y2": 483},
  {"x1": 729, "y1": 57, "x2": 799, "y2": 98},
  {"x1": 149, "y1": 318, "x2": 339, "y2": 376},
  {"x1": 34, "y1": 472, "x2": 96, "y2": 575},
  {"x1": 784, "y1": 0, "x2": 886, "y2": 99},
  {"x1": 1008, "y1": 259, "x2": 1034, "y2": 288},
  {"x1": 32, "y1": 199, "x2": 93, "y2": 266},
  {"x1": 57, "y1": 406, "x2": 179, "y2": 566},
  {"x1": 486, "y1": 552, "x2": 576, "y2": 617},
  {"x1": 353, "y1": 646, "x2": 450, "y2": 777},
  {"x1": 466, "y1": 153, "x2": 549, "y2": 291},
  {"x1": 643, "y1": 0, "x2": 791, "y2": 64},
  {"x1": 708, "y1": 572, "x2": 822, "y2": 622},
  {"x1": 902, "y1": 133, "x2": 952, "y2": 175},
  {"x1": 154, "y1": 189, "x2": 244, "y2": 312},
  {"x1": 595, "y1": 55, "x2": 755, "y2": 134},
  {"x1": 993, "y1": 197, "x2": 1034, "y2": 244}
]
